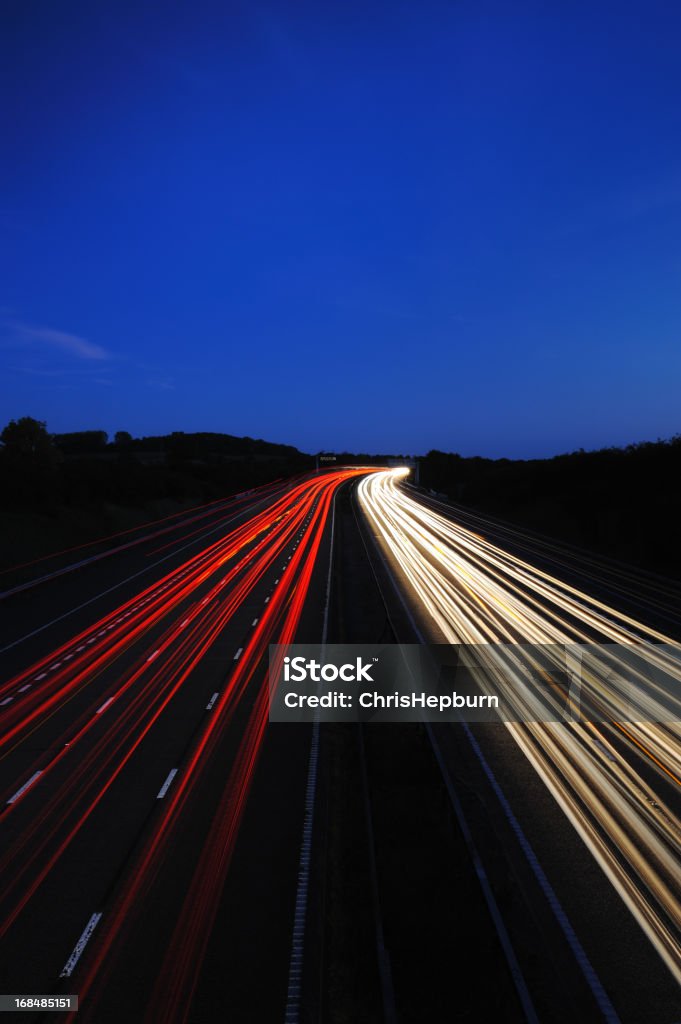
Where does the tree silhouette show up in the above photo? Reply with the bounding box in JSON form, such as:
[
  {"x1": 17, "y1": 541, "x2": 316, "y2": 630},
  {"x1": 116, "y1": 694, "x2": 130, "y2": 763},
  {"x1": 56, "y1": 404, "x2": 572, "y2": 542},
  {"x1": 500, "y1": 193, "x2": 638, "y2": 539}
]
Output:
[
  {"x1": 0, "y1": 417, "x2": 58, "y2": 504},
  {"x1": 1, "y1": 416, "x2": 54, "y2": 463}
]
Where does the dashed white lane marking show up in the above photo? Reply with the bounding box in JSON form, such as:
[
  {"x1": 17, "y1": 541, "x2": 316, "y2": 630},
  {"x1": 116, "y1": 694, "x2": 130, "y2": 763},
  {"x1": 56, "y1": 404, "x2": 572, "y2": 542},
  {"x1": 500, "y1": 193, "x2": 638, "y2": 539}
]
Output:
[
  {"x1": 180, "y1": 619, "x2": 189, "y2": 629},
  {"x1": 147, "y1": 649, "x2": 160, "y2": 662},
  {"x1": 76, "y1": 646, "x2": 85, "y2": 652},
  {"x1": 274, "y1": 579, "x2": 279, "y2": 584},
  {"x1": 593, "y1": 738, "x2": 617, "y2": 763},
  {"x1": 7, "y1": 770, "x2": 43, "y2": 805},
  {"x1": 96, "y1": 697, "x2": 114, "y2": 714},
  {"x1": 36, "y1": 672, "x2": 47, "y2": 680},
  {"x1": 252, "y1": 618, "x2": 258, "y2": 627},
  {"x1": 51, "y1": 662, "x2": 61, "y2": 670},
  {"x1": 1, "y1": 696, "x2": 14, "y2": 705},
  {"x1": 284, "y1": 485, "x2": 338, "y2": 1024},
  {"x1": 60, "y1": 912, "x2": 102, "y2": 977},
  {"x1": 264, "y1": 596, "x2": 270, "y2": 604},
  {"x1": 234, "y1": 648, "x2": 243, "y2": 660},
  {"x1": 18, "y1": 684, "x2": 31, "y2": 692},
  {"x1": 206, "y1": 692, "x2": 219, "y2": 710},
  {"x1": 157, "y1": 769, "x2": 178, "y2": 799},
  {"x1": 64, "y1": 653, "x2": 74, "y2": 660},
  {"x1": 284, "y1": 732, "x2": 319, "y2": 1024}
]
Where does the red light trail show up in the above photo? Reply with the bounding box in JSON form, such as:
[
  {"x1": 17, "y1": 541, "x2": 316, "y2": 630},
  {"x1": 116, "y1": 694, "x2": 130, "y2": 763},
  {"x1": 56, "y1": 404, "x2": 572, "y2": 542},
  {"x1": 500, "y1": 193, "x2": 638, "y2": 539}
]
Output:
[{"x1": 0, "y1": 468, "x2": 370, "y2": 1021}]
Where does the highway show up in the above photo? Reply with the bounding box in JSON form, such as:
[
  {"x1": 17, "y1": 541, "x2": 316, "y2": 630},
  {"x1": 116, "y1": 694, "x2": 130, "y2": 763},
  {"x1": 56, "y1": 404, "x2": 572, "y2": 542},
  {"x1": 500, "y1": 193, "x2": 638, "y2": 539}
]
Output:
[
  {"x1": 1, "y1": 465, "x2": 680, "y2": 1022},
  {"x1": 358, "y1": 468, "x2": 681, "y2": 1023},
  {"x1": 0, "y1": 468, "x2": 369, "y2": 1022}
]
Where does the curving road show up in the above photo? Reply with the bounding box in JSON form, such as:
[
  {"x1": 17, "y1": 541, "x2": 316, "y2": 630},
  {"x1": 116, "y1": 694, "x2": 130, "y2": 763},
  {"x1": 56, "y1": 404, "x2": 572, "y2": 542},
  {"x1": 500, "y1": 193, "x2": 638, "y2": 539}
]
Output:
[
  {"x1": 0, "y1": 468, "x2": 370, "y2": 1022},
  {"x1": 358, "y1": 468, "x2": 681, "y2": 1018}
]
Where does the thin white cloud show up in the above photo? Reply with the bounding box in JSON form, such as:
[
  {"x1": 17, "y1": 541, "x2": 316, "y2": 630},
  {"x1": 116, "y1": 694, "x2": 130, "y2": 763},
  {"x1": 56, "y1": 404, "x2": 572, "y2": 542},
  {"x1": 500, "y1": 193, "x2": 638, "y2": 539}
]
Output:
[{"x1": 7, "y1": 321, "x2": 110, "y2": 360}]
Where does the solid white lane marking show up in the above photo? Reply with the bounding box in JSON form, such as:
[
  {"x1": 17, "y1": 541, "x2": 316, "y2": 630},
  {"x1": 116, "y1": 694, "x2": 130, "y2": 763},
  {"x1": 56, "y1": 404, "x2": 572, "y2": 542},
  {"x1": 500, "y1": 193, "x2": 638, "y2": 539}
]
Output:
[
  {"x1": 364, "y1": 493, "x2": 621, "y2": 1024},
  {"x1": 7, "y1": 770, "x2": 43, "y2": 804},
  {"x1": 60, "y1": 912, "x2": 102, "y2": 977},
  {"x1": 234, "y1": 648, "x2": 243, "y2": 660},
  {"x1": 96, "y1": 697, "x2": 114, "y2": 714},
  {"x1": 206, "y1": 692, "x2": 219, "y2": 710},
  {"x1": 462, "y1": 723, "x2": 620, "y2": 1023},
  {"x1": 157, "y1": 769, "x2": 178, "y2": 799}
]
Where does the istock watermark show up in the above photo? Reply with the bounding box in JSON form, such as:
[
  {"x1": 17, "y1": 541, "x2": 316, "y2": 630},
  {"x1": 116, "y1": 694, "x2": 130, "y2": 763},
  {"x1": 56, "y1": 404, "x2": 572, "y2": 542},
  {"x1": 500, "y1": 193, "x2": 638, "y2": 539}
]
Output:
[
  {"x1": 268, "y1": 643, "x2": 681, "y2": 723},
  {"x1": 283, "y1": 655, "x2": 377, "y2": 684}
]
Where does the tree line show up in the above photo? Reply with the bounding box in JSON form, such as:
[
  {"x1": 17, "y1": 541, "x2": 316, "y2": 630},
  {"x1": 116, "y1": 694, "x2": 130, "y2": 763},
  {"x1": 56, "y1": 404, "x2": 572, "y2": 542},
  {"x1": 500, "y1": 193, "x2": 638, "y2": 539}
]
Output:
[
  {"x1": 419, "y1": 437, "x2": 681, "y2": 578},
  {"x1": 0, "y1": 417, "x2": 313, "y2": 510},
  {"x1": 3, "y1": 416, "x2": 679, "y2": 579}
]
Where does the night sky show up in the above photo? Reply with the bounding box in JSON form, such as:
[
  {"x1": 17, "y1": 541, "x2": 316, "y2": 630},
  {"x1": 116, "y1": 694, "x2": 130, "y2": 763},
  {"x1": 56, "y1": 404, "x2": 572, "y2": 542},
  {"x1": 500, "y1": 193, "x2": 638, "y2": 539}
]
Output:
[{"x1": 2, "y1": 1, "x2": 680, "y2": 457}]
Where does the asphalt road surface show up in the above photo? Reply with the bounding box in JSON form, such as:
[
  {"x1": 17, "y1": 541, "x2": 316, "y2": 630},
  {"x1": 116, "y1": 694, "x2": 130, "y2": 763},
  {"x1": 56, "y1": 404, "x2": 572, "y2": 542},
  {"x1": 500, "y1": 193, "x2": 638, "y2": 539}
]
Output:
[
  {"x1": 1, "y1": 467, "x2": 680, "y2": 1024},
  {"x1": 0, "y1": 470, "x2": 368, "y2": 1023},
  {"x1": 357, "y1": 469, "x2": 681, "y2": 1024}
]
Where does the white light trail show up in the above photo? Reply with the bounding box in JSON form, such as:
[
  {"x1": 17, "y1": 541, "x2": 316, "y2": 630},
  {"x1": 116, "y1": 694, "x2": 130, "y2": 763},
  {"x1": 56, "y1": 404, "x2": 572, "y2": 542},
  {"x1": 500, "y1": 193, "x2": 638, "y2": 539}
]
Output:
[{"x1": 358, "y1": 469, "x2": 681, "y2": 985}]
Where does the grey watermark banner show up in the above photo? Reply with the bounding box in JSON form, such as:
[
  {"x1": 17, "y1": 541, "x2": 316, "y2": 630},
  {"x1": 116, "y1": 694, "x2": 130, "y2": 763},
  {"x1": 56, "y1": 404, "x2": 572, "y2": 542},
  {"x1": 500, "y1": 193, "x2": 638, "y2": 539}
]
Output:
[
  {"x1": 268, "y1": 643, "x2": 681, "y2": 723},
  {"x1": 0, "y1": 996, "x2": 78, "y2": 1012}
]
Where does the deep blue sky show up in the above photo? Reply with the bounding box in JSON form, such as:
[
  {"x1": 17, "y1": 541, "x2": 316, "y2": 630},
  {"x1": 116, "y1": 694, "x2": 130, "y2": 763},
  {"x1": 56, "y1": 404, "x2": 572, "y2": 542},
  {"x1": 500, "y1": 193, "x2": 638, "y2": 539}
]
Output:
[{"x1": 2, "y1": 1, "x2": 680, "y2": 457}]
